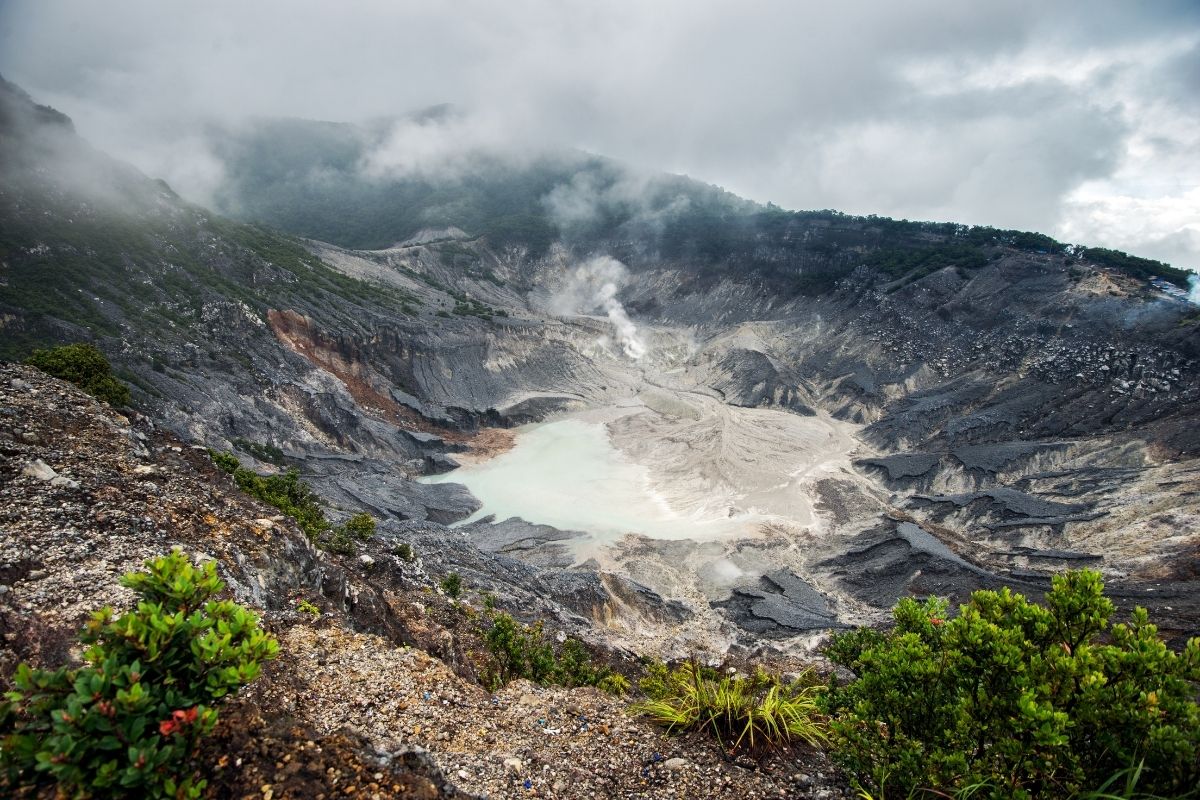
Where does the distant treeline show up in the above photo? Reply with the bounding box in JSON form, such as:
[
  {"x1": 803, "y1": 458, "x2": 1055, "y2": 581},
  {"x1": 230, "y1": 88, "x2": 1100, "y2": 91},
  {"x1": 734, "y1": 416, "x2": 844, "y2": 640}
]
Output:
[{"x1": 208, "y1": 118, "x2": 1192, "y2": 294}]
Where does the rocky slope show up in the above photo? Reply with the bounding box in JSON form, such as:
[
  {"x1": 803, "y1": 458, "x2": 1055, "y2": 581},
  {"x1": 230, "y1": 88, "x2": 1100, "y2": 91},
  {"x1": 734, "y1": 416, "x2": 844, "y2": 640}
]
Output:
[{"x1": 0, "y1": 363, "x2": 850, "y2": 798}]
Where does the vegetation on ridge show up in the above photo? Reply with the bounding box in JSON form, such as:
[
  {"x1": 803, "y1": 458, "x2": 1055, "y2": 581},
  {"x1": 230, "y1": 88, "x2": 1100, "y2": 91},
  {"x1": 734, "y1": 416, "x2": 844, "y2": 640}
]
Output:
[
  {"x1": 634, "y1": 660, "x2": 826, "y2": 754},
  {"x1": 479, "y1": 608, "x2": 626, "y2": 694},
  {"x1": 208, "y1": 450, "x2": 376, "y2": 555},
  {"x1": 823, "y1": 570, "x2": 1200, "y2": 799},
  {"x1": 24, "y1": 343, "x2": 130, "y2": 407},
  {"x1": 0, "y1": 552, "x2": 278, "y2": 799}
]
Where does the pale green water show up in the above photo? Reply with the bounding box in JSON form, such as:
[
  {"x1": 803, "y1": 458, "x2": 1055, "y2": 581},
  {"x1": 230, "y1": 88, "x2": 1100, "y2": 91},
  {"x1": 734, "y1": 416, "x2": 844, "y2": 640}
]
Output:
[{"x1": 420, "y1": 418, "x2": 751, "y2": 541}]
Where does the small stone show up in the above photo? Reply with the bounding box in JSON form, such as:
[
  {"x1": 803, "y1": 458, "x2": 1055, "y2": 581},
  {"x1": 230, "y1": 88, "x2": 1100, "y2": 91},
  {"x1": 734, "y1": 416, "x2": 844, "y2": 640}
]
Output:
[
  {"x1": 503, "y1": 757, "x2": 524, "y2": 774},
  {"x1": 20, "y1": 430, "x2": 39, "y2": 443},
  {"x1": 456, "y1": 770, "x2": 469, "y2": 780},
  {"x1": 133, "y1": 464, "x2": 159, "y2": 475},
  {"x1": 10, "y1": 378, "x2": 31, "y2": 390},
  {"x1": 252, "y1": 518, "x2": 275, "y2": 530},
  {"x1": 359, "y1": 554, "x2": 376, "y2": 567},
  {"x1": 664, "y1": 757, "x2": 689, "y2": 772},
  {"x1": 22, "y1": 459, "x2": 57, "y2": 481},
  {"x1": 50, "y1": 476, "x2": 80, "y2": 489}
]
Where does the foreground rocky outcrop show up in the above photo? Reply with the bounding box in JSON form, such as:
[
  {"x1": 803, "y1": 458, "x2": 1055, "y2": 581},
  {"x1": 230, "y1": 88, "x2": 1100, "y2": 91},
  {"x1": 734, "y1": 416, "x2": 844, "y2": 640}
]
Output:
[{"x1": 0, "y1": 364, "x2": 852, "y2": 798}]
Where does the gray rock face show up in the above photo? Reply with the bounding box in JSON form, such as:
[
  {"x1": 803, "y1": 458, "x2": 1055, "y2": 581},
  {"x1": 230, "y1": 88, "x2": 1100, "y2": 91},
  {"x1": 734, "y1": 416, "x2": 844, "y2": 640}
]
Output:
[
  {"x1": 857, "y1": 453, "x2": 941, "y2": 480},
  {"x1": 464, "y1": 517, "x2": 582, "y2": 569},
  {"x1": 716, "y1": 571, "x2": 840, "y2": 636},
  {"x1": 912, "y1": 488, "x2": 1103, "y2": 530}
]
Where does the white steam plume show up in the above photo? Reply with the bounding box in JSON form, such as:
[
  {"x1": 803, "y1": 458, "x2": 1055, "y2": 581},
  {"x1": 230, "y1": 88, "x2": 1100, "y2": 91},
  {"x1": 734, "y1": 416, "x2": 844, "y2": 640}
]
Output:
[
  {"x1": 547, "y1": 255, "x2": 648, "y2": 359},
  {"x1": 1189, "y1": 273, "x2": 1200, "y2": 305}
]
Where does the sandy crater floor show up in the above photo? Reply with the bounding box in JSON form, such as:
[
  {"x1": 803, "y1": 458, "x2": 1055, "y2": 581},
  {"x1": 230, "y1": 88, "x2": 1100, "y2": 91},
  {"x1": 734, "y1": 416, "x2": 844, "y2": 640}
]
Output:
[{"x1": 421, "y1": 357, "x2": 878, "y2": 649}]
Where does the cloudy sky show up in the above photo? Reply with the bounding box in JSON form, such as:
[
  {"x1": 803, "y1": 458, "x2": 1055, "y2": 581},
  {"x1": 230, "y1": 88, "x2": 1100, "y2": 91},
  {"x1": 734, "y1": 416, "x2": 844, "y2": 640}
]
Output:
[{"x1": 1, "y1": 0, "x2": 1197, "y2": 269}]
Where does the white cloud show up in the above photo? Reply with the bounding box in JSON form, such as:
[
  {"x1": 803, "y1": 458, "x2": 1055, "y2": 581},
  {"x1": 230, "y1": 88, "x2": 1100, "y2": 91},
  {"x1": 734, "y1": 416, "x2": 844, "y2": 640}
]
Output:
[{"x1": 1, "y1": 0, "x2": 1196, "y2": 268}]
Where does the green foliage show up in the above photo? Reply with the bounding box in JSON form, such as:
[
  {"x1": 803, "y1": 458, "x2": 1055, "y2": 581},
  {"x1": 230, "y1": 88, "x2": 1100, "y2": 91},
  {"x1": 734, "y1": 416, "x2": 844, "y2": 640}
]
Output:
[
  {"x1": 1079, "y1": 247, "x2": 1191, "y2": 288},
  {"x1": 231, "y1": 438, "x2": 285, "y2": 467},
  {"x1": 482, "y1": 612, "x2": 554, "y2": 689},
  {"x1": 440, "y1": 572, "x2": 463, "y2": 599},
  {"x1": 295, "y1": 598, "x2": 321, "y2": 618},
  {"x1": 392, "y1": 542, "x2": 415, "y2": 562},
  {"x1": 824, "y1": 571, "x2": 1200, "y2": 799},
  {"x1": 25, "y1": 343, "x2": 130, "y2": 406},
  {"x1": 209, "y1": 451, "x2": 330, "y2": 541},
  {"x1": 479, "y1": 611, "x2": 617, "y2": 692},
  {"x1": 866, "y1": 245, "x2": 989, "y2": 290},
  {"x1": 319, "y1": 513, "x2": 376, "y2": 556},
  {"x1": 0, "y1": 552, "x2": 278, "y2": 798},
  {"x1": 633, "y1": 660, "x2": 826, "y2": 753},
  {"x1": 597, "y1": 673, "x2": 631, "y2": 696},
  {"x1": 341, "y1": 513, "x2": 375, "y2": 541}
]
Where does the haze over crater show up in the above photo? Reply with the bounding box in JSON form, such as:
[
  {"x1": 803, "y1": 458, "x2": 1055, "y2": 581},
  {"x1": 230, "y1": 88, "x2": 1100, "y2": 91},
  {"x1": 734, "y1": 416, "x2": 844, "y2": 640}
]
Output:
[{"x1": 1, "y1": 0, "x2": 1198, "y2": 272}]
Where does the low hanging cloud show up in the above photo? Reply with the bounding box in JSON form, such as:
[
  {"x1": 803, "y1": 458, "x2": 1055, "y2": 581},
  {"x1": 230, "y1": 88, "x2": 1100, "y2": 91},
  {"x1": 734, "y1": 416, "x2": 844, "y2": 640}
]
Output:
[{"x1": 1, "y1": 1, "x2": 1197, "y2": 271}]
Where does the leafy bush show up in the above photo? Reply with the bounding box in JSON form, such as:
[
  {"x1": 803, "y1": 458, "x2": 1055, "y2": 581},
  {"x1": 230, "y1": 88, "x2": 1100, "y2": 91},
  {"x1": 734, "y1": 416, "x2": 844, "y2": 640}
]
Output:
[
  {"x1": 479, "y1": 611, "x2": 619, "y2": 693},
  {"x1": 341, "y1": 513, "x2": 375, "y2": 541},
  {"x1": 25, "y1": 343, "x2": 130, "y2": 406},
  {"x1": 0, "y1": 552, "x2": 278, "y2": 798},
  {"x1": 482, "y1": 611, "x2": 554, "y2": 689},
  {"x1": 824, "y1": 570, "x2": 1200, "y2": 799},
  {"x1": 209, "y1": 451, "x2": 329, "y2": 541},
  {"x1": 392, "y1": 542, "x2": 415, "y2": 562},
  {"x1": 440, "y1": 572, "x2": 463, "y2": 599},
  {"x1": 634, "y1": 660, "x2": 826, "y2": 753},
  {"x1": 319, "y1": 512, "x2": 377, "y2": 556},
  {"x1": 231, "y1": 438, "x2": 285, "y2": 467}
]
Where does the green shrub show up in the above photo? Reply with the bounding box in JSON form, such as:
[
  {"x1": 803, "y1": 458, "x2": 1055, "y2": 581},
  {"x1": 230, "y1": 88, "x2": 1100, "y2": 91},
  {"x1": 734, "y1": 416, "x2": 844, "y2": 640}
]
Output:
[
  {"x1": 824, "y1": 570, "x2": 1200, "y2": 799},
  {"x1": 481, "y1": 612, "x2": 557, "y2": 690},
  {"x1": 392, "y1": 542, "x2": 415, "y2": 562},
  {"x1": 554, "y1": 638, "x2": 601, "y2": 688},
  {"x1": 25, "y1": 343, "x2": 130, "y2": 406},
  {"x1": 440, "y1": 572, "x2": 463, "y2": 599},
  {"x1": 209, "y1": 451, "x2": 330, "y2": 541},
  {"x1": 317, "y1": 513, "x2": 376, "y2": 556},
  {"x1": 634, "y1": 660, "x2": 826, "y2": 753},
  {"x1": 295, "y1": 598, "x2": 321, "y2": 618},
  {"x1": 231, "y1": 438, "x2": 285, "y2": 467},
  {"x1": 0, "y1": 552, "x2": 278, "y2": 798},
  {"x1": 341, "y1": 513, "x2": 375, "y2": 541},
  {"x1": 479, "y1": 611, "x2": 618, "y2": 693}
]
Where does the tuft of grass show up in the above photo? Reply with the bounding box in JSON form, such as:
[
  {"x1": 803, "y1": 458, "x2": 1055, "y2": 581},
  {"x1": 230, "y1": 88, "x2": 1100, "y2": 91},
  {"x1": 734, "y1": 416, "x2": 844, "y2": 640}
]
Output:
[{"x1": 634, "y1": 660, "x2": 826, "y2": 754}]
